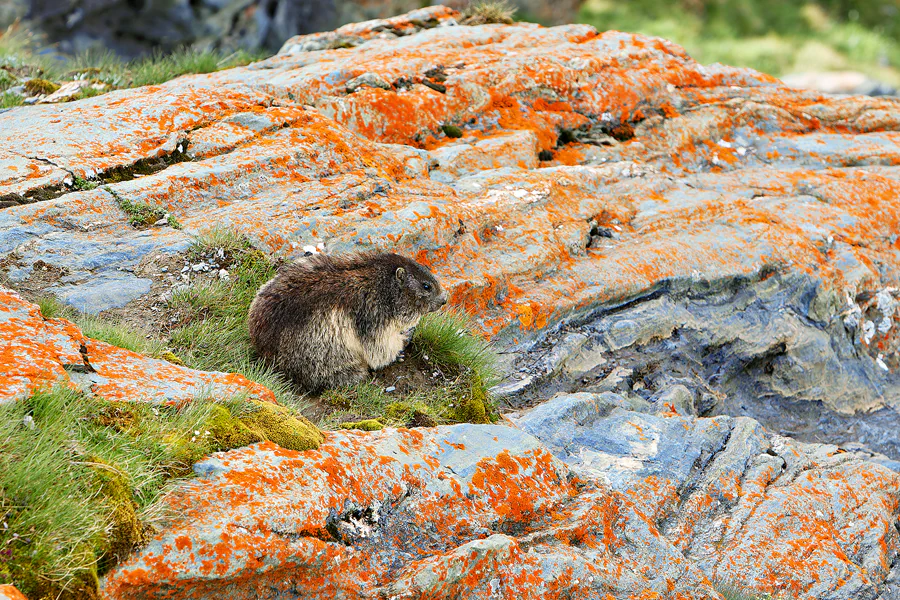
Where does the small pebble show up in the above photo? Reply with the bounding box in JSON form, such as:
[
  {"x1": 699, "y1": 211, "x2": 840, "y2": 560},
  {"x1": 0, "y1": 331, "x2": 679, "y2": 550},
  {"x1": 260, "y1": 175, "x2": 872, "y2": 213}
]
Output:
[
  {"x1": 22, "y1": 415, "x2": 35, "y2": 430},
  {"x1": 218, "y1": 269, "x2": 230, "y2": 280},
  {"x1": 384, "y1": 386, "x2": 396, "y2": 393}
]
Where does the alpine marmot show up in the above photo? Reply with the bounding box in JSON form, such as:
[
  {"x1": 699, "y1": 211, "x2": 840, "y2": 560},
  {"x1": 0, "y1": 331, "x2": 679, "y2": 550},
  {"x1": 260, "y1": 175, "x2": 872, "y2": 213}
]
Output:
[{"x1": 248, "y1": 252, "x2": 447, "y2": 392}]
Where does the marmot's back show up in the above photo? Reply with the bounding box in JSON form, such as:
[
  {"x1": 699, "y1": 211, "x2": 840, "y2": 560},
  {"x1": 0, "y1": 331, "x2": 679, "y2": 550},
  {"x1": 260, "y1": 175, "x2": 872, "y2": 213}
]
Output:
[{"x1": 248, "y1": 252, "x2": 447, "y2": 392}]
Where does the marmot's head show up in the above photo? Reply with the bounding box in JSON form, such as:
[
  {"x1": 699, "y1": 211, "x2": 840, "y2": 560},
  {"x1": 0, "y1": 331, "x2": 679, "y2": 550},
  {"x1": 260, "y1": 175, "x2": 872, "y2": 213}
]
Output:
[{"x1": 391, "y1": 255, "x2": 447, "y2": 315}]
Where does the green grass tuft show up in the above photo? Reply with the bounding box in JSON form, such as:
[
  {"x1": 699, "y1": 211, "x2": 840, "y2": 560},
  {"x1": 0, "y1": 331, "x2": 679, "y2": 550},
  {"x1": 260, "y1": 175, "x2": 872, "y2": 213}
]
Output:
[
  {"x1": 0, "y1": 91, "x2": 23, "y2": 108},
  {"x1": 73, "y1": 176, "x2": 98, "y2": 190},
  {"x1": 77, "y1": 314, "x2": 165, "y2": 357},
  {"x1": 35, "y1": 294, "x2": 163, "y2": 357},
  {"x1": 0, "y1": 386, "x2": 110, "y2": 597},
  {"x1": 35, "y1": 294, "x2": 73, "y2": 319},
  {"x1": 0, "y1": 386, "x2": 217, "y2": 596},
  {"x1": 105, "y1": 187, "x2": 168, "y2": 228},
  {"x1": 410, "y1": 309, "x2": 500, "y2": 388}
]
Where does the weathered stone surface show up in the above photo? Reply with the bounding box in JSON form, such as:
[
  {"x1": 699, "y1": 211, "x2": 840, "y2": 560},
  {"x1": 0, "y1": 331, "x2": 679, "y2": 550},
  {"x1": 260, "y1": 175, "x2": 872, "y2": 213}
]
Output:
[
  {"x1": 102, "y1": 390, "x2": 900, "y2": 599},
  {"x1": 513, "y1": 391, "x2": 900, "y2": 599},
  {"x1": 103, "y1": 424, "x2": 721, "y2": 599},
  {"x1": 0, "y1": 288, "x2": 273, "y2": 404}
]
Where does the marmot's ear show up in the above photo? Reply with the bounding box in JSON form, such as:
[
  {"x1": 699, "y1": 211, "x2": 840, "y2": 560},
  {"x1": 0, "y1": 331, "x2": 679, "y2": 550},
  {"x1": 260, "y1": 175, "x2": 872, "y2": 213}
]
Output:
[{"x1": 395, "y1": 267, "x2": 406, "y2": 281}]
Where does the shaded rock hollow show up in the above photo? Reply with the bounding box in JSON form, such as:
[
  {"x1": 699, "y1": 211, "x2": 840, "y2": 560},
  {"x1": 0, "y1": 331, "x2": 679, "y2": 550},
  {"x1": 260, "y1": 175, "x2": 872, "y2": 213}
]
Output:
[{"x1": 0, "y1": 4, "x2": 899, "y2": 599}]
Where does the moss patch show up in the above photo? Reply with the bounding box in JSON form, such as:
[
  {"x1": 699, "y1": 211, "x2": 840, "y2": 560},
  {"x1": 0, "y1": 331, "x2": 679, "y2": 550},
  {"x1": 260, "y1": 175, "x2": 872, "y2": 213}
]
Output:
[
  {"x1": 205, "y1": 403, "x2": 264, "y2": 449},
  {"x1": 338, "y1": 419, "x2": 385, "y2": 431},
  {"x1": 235, "y1": 399, "x2": 323, "y2": 451},
  {"x1": 23, "y1": 78, "x2": 59, "y2": 95},
  {"x1": 91, "y1": 458, "x2": 147, "y2": 573}
]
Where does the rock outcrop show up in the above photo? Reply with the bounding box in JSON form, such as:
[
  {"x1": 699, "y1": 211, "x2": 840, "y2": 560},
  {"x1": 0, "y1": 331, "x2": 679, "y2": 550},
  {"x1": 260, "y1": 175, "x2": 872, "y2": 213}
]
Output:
[
  {"x1": 1, "y1": 5, "x2": 900, "y2": 599},
  {"x1": 102, "y1": 391, "x2": 900, "y2": 599}
]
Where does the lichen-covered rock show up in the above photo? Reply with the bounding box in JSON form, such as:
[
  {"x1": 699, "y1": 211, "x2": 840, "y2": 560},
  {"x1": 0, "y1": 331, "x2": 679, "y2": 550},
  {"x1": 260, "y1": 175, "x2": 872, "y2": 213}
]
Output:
[
  {"x1": 513, "y1": 392, "x2": 900, "y2": 599},
  {"x1": 102, "y1": 392, "x2": 900, "y2": 599},
  {"x1": 103, "y1": 425, "x2": 721, "y2": 599},
  {"x1": 0, "y1": 288, "x2": 273, "y2": 404}
]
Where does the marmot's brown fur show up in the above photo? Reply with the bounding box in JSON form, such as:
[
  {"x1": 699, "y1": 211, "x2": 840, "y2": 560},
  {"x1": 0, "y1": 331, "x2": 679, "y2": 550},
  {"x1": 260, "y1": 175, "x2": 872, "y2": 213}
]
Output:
[{"x1": 248, "y1": 252, "x2": 447, "y2": 392}]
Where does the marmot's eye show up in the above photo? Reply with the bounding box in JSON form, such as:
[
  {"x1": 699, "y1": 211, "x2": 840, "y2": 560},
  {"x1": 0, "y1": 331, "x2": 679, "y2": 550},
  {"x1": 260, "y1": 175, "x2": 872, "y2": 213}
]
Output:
[{"x1": 422, "y1": 282, "x2": 432, "y2": 291}]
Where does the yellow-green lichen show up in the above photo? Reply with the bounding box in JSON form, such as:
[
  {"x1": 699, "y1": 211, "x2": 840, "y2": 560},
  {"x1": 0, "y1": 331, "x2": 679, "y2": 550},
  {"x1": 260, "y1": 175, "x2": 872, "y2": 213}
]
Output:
[
  {"x1": 239, "y1": 399, "x2": 324, "y2": 451},
  {"x1": 208, "y1": 399, "x2": 324, "y2": 452},
  {"x1": 338, "y1": 419, "x2": 384, "y2": 431},
  {"x1": 23, "y1": 78, "x2": 60, "y2": 95}
]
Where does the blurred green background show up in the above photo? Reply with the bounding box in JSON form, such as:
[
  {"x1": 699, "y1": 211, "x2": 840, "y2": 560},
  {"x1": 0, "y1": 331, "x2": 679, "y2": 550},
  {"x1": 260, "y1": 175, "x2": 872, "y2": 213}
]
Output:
[{"x1": 577, "y1": 0, "x2": 899, "y2": 86}]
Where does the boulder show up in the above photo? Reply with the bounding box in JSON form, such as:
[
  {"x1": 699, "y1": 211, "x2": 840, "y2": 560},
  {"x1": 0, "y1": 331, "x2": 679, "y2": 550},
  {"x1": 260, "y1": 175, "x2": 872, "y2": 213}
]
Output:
[
  {"x1": 102, "y1": 391, "x2": 900, "y2": 599},
  {"x1": 100, "y1": 423, "x2": 717, "y2": 599},
  {"x1": 513, "y1": 392, "x2": 900, "y2": 599}
]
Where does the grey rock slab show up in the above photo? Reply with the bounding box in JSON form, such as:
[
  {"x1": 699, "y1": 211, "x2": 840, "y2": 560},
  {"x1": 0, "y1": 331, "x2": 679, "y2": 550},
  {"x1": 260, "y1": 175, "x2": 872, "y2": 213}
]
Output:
[{"x1": 512, "y1": 391, "x2": 900, "y2": 599}]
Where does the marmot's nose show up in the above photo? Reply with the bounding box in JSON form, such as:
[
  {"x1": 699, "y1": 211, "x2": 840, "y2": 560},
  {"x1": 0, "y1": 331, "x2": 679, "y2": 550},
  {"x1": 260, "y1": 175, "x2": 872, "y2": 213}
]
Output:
[{"x1": 438, "y1": 291, "x2": 448, "y2": 306}]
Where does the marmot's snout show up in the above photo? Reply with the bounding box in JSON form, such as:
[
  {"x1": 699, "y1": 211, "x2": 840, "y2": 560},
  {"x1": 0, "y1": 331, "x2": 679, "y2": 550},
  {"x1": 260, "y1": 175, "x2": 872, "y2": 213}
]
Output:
[{"x1": 427, "y1": 293, "x2": 447, "y2": 313}]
